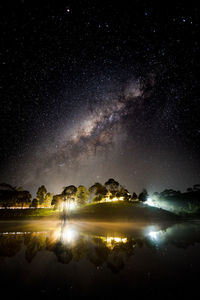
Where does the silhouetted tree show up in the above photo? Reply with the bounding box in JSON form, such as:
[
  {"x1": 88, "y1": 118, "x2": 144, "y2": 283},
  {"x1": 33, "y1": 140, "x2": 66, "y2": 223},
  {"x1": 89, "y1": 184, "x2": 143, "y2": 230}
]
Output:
[
  {"x1": 44, "y1": 192, "x2": 53, "y2": 207},
  {"x1": 116, "y1": 187, "x2": 131, "y2": 201},
  {"x1": 132, "y1": 192, "x2": 137, "y2": 201},
  {"x1": 0, "y1": 183, "x2": 16, "y2": 207},
  {"x1": 105, "y1": 178, "x2": 119, "y2": 192},
  {"x1": 138, "y1": 189, "x2": 148, "y2": 202},
  {"x1": 30, "y1": 198, "x2": 38, "y2": 208},
  {"x1": 36, "y1": 185, "x2": 47, "y2": 206},
  {"x1": 76, "y1": 185, "x2": 89, "y2": 206},
  {"x1": 62, "y1": 185, "x2": 77, "y2": 200},
  {"x1": 51, "y1": 194, "x2": 64, "y2": 210},
  {"x1": 89, "y1": 183, "x2": 107, "y2": 202},
  {"x1": 0, "y1": 183, "x2": 31, "y2": 208},
  {"x1": 89, "y1": 182, "x2": 101, "y2": 194},
  {"x1": 16, "y1": 191, "x2": 32, "y2": 208},
  {"x1": 160, "y1": 189, "x2": 179, "y2": 198}
]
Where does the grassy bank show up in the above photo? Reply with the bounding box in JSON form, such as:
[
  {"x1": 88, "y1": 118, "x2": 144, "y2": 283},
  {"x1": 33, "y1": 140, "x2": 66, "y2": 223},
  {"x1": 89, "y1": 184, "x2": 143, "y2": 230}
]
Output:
[
  {"x1": 0, "y1": 208, "x2": 58, "y2": 219},
  {"x1": 71, "y1": 201, "x2": 180, "y2": 222},
  {"x1": 0, "y1": 202, "x2": 181, "y2": 222}
]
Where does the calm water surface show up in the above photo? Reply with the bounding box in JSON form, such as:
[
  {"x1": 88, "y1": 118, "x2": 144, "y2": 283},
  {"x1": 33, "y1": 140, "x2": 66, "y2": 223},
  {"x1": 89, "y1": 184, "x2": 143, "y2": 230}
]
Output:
[{"x1": 0, "y1": 219, "x2": 200, "y2": 299}]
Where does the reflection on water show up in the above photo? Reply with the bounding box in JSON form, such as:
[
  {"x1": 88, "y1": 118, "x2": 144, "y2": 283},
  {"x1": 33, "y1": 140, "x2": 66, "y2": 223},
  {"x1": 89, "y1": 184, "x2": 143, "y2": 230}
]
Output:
[
  {"x1": 0, "y1": 219, "x2": 200, "y2": 298},
  {"x1": 1, "y1": 221, "x2": 200, "y2": 265}
]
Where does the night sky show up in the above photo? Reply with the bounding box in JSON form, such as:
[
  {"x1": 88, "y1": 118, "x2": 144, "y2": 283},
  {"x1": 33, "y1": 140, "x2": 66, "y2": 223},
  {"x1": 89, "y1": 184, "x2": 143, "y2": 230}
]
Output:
[{"x1": 0, "y1": 0, "x2": 200, "y2": 195}]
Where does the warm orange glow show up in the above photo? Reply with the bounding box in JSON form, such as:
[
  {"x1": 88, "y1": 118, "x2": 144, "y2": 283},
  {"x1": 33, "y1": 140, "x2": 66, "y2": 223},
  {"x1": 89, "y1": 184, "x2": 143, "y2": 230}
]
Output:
[{"x1": 100, "y1": 192, "x2": 124, "y2": 203}]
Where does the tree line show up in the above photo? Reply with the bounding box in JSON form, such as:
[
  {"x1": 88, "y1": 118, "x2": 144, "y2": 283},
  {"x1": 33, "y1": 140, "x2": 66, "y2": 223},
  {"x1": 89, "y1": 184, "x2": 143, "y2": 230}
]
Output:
[
  {"x1": 150, "y1": 184, "x2": 200, "y2": 215},
  {"x1": 0, "y1": 179, "x2": 149, "y2": 209},
  {"x1": 1, "y1": 180, "x2": 199, "y2": 211}
]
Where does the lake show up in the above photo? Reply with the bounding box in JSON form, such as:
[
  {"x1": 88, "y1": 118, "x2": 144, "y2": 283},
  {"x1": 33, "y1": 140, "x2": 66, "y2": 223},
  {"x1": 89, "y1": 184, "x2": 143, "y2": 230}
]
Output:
[{"x1": 0, "y1": 218, "x2": 200, "y2": 299}]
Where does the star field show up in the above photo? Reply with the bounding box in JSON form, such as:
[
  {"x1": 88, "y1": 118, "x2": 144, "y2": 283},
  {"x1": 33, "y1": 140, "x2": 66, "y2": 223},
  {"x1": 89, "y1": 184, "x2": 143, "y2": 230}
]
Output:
[{"x1": 0, "y1": 0, "x2": 200, "y2": 194}]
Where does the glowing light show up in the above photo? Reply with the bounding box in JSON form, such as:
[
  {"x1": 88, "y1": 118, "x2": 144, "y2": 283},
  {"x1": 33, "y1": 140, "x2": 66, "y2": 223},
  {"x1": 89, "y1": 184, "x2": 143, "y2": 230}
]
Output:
[
  {"x1": 62, "y1": 227, "x2": 77, "y2": 243},
  {"x1": 148, "y1": 231, "x2": 159, "y2": 240},
  {"x1": 105, "y1": 236, "x2": 128, "y2": 248},
  {"x1": 62, "y1": 201, "x2": 76, "y2": 211},
  {"x1": 112, "y1": 197, "x2": 118, "y2": 201},
  {"x1": 148, "y1": 230, "x2": 164, "y2": 242},
  {"x1": 102, "y1": 196, "x2": 124, "y2": 202},
  {"x1": 145, "y1": 197, "x2": 155, "y2": 207},
  {"x1": 54, "y1": 226, "x2": 78, "y2": 244},
  {"x1": 68, "y1": 202, "x2": 76, "y2": 210}
]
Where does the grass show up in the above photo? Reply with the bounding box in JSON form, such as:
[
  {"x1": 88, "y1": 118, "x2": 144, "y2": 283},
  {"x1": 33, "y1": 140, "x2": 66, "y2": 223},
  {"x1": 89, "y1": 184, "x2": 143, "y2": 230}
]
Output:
[
  {"x1": 0, "y1": 201, "x2": 181, "y2": 222},
  {"x1": 0, "y1": 208, "x2": 59, "y2": 219},
  {"x1": 177, "y1": 205, "x2": 200, "y2": 217},
  {"x1": 71, "y1": 201, "x2": 179, "y2": 222}
]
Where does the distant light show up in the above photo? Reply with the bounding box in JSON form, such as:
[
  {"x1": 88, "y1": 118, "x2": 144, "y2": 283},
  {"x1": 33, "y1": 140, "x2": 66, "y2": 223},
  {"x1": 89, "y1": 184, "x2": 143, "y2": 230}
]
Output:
[
  {"x1": 148, "y1": 230, "x2": 164, "y2": 243},
  {"x1": 106, "y1": 236, "x2": 128, "y2": 248},
  {"x1": 111, "y1": 197, "x2": 118, "y2": 201},
  {"x1": 145, "y1": 197, "x2": 154, "y2": 206},
  {"x1": 102, "y1": 196, "x2": 124, "y2": 202},
  {"x1": 68, "y1": 202, "x2": 76, "y2": 210},
  {"x1": 113, "y1": 237, "x2": 121, "y2": 243},
  {"x1": 62, "y1": 201, "x2": 76, "y2": 211},
  {"x1": 148, "y1": 231, "x2": 159, "y2": 240},
  {"x1": 54, "y1": 226, "x2": 78, "y2": 244},
  {"x1": 62, "y1": 227, "x2": 77, "y2": 243}
]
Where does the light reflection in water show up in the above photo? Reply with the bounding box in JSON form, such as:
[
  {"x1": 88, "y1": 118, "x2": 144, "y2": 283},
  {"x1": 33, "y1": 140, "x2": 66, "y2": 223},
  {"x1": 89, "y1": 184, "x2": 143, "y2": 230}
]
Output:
[
  {"x1": 95, "y1": 236, "x2": 128, "y2": 249},
  {"x1": 60, "y1": 226, "x2": 78, "y2": 244},
  {"x1": 54, "y1": 220, "x2": 129, "y2": 248},
  {"x1": 0, "y1": 221, "x2": 200, "y2": 299},
  {"x1": 0, "y1": 221, "x2": 200, "y2": 274},
  {"x1": 148, "y1": 230, "x2": 163, "y2": 241},
  {"x1": 52, "y1": 220, "x2": 79, "y2": 245}
]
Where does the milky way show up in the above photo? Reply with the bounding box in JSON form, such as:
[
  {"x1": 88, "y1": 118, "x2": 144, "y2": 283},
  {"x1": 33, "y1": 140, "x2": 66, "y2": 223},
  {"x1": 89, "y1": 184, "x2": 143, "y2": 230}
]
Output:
[
  {"x1": 16, "y1": 78, "x2": 150, "y2": 193},
  {"x1": 1, "y1": 2, "x2": 200, "y2": 195},
  {"x1": 58, "y1": 79, "x2": 145, "y2": 161}
]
